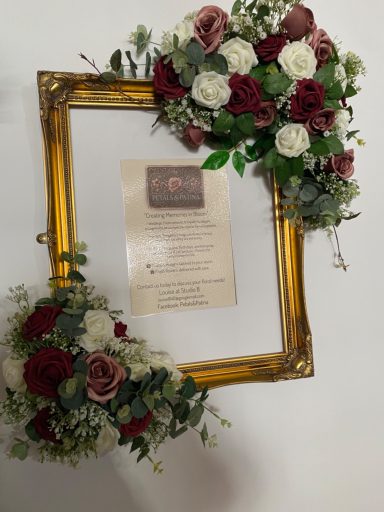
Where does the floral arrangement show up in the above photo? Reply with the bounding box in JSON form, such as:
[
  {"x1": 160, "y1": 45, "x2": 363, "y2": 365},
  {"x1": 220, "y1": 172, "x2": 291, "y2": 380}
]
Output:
[
  {"x1": 81, "y1": 0, "x2": 365, "y2": 268},
  {"x1": 0, "y1": 243, "x2": 229, "y2": 471}
]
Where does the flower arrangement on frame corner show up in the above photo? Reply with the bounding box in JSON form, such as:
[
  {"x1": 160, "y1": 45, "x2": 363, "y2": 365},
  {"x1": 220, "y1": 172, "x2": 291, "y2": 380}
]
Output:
[
  {"x1": 0, "y1": 244, "x2": 230, "y2": 471},
  {"x1": 81, "y1": 0, "x2": 366, "y2": 268}
]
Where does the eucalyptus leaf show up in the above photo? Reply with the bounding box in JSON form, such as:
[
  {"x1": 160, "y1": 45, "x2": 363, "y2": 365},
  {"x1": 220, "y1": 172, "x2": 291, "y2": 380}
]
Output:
[
  {"x1": 299, "y1": 184, "x2": 319, "y2": 202},
  {"x1": 179, "y1": 66, "x2": 196, "y2": 88},
  {"x1": 145, "y1": 52, "x2": 151, "y2": 78},
  {"x1": 74, "y1": 253, "x2": 87, "y2": 265},
  {"x1": 10, "y1": 441, "x2": 28, "y2": 461},
  {"x1": 162, "y1": 382, "x2": 177, "y2": 401},
  {"x1": 181, "y1": 376, "x2": 197, "y2": 399},
  {"x1": 25, "y1": 421, "x2": 41, "y2": 443},
  {"x1": 67, "y1": 270, "x2": 86, "y2": 283},
  {"x1": 283, "y1": 209, "x2": 297, "y2": 220},
  {"x1": 110, "y1": 49, "x2": 122, "y2": 73},
  {"x1": 142, "y1": 394, "x2": 155, "y2": 411},
  {"x1": 170, "y1": 425, "x2": 188, "y2": 439},
  {"x1": 61, "y1": 251, "x2": 72, "y2": 263},
  {"x1": 56, "y1": 313, "x2": 82, "y2": 330},
  {"x1": 100, "y1": 72, "x2": 117, "y2": 84},
  {"x1": 131, "y1": 397, "x2": 149, "y2": 419},
  {"x1": 186, "y1": 42, "x2": 205, "y2": 66},
  {"x1": 187, "y1": 404, "x2": 204, "y2": 428},
  {"x1": 60, "y1": 389, "x2": 86, "y2": 410}
]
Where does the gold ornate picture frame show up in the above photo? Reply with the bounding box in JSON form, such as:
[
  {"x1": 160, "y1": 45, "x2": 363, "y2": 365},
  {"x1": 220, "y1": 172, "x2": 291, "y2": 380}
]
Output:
[{"x1": 37, "y1": 70, "x2": 312, "y2": 388}]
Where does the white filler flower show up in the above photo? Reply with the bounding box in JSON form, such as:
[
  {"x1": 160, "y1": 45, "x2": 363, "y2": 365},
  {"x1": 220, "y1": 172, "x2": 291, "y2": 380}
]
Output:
[
  {"x1": 218, "y1": 36, "x2": 258, "y2": 75},
  {"x1": 79, "y1": 310, "x2": 115, "y2": 352},
  {"x1": 275, "y1": 124, "x2": 311, "y2": 158},
  {"x1": 278, "y1": 41, "x2": 317, "y2": 79},
  {"x1": 95, "y1": 421, "x2": 120, "y2": 456},
  {"x1": 191, "y1": 71, "x2": 231, "y2": 109},
  {"x1": 335, "y1": 109, "x2": 351, "y2": 139},
  {"x1": 2, "y1": 356, "x2": 27, "y2": 393},
  {"x1": 161, "y1": 20, "x2": 194, "y2": 55}
]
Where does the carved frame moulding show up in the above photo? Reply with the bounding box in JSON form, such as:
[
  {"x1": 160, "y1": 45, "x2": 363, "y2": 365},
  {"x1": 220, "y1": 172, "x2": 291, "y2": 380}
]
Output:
[{"x1": 36, "y1": 70, "x2": 313, "y2": 388}]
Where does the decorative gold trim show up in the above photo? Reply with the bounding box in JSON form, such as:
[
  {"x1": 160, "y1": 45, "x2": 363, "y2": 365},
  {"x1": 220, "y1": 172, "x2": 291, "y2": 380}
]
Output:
[{"x1": 37, "y1": 70, "x2": 313, "y2": 388}]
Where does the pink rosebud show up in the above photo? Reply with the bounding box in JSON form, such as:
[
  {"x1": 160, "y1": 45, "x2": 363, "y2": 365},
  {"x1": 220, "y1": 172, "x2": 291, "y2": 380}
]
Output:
[
  {"x1": 183, "y1": 123, "x2": 206, "y2": 148},
  {"x1": 282, "y1": 4, "x2": 316, "y2": 41},
  {"x1": 194, "y1": 5, "x2": 229, "y2": 54},
  {"x1": 254, "y1": 101, "x2": 277, "y2": 129},
  {"x1": 325, "y1": 149, "x2": 355, "y2": 180},
  {"x1": 307, "y1": 28, "x2": 333, "y2": 69},
  {"x1": 85, "y1": 352, "x2": 126, "y2": 404}
]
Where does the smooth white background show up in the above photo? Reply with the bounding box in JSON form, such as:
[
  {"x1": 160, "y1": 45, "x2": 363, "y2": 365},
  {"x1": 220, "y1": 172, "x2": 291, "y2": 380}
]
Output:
[{"x1": 1, "y1": 1, "x2": 383, "y2": 511}]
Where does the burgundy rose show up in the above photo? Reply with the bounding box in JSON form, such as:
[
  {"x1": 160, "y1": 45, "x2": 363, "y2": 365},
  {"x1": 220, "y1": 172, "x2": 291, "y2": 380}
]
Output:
[
  {"x1": 33, "y1": 408, "x2": 60, "y2": 444},
  {"x1": 254, "y1": 35, "x2": 287, "y2": 62},
  {"x1": 305, "y1": 108, "x2": 336, "y2": 135},
  {"x1": 254, "y1": 101, "x2": 277, "y2": 129},
  {"x1": 24, "y1": 348, "x2": 73, "y2": 398},
  {"x1": 325, "y1": 149, "x2": 355, "y2": 180},
  {"x1": 282, "y1": 4, "x2": 316, "y2": 41},
  {"x1": 153, "y1": 58, "x2": 188, "y2": 100},
  {"x1": 119, "y1": 411, "x2": 153, "y2": 438},
  {"x1": 85, "y1": 352, "x2": 126, "y2": 404},
  {"x1": 194, "y1": 5, "x2": 229, "y2": 54},
  {"x1": 183, "y1": 123, "x2": 206, "y2": 148},
  {"x1": 226, "y1": 73, "x2": 262, "y2": 115},
  {"x1": 22, "y1": 305, "x2": 62, "y2": 341},
  {"x1": 114, "y1": 321, "x2": 128, "y2": 338},
  {"x1": 290, "y1": 79, "x2": 325, "y2": 122},
  {"x1": 308, "y1": 29, "x2": 333, "y2": 69}
]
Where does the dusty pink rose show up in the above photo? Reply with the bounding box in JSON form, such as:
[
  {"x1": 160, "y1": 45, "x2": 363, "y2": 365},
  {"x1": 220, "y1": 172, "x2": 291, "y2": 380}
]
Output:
[
  {"x1": 183, "y1": 123, "x2": 206, "y2": 148},
  {"x1": 168, "y1": 176, "x2": 183, "y2": 192},
  {"x1": 85, "y1": 352, "x2": 126, "y2": 404},
  {"x1": 325, "y1": 149, "x2": 355, "y2": 180},
  {"x1": 282, "y1": 4, "x2": 316, "y2": 41},
  {"x1": 305, "y1": 108, "x2": 336, "y2": 135},
  {"x1": 308, "y1": 29, "x2": 333, "y2": 69},
  {"x1": 194, "y1": 5, "x2": 229, "y2": 54},
  {"x1": 254, "y1": 101, "x2": 277, "y2": 129}
]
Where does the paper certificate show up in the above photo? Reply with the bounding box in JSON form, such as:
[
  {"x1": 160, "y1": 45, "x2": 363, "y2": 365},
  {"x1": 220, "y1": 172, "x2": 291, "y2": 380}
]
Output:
[{"x1": 121, "y1": 159, "x2": 237, "y2": 317}]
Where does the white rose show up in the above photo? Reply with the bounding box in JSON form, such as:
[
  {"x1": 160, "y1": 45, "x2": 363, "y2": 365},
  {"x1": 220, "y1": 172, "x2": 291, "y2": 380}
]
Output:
[
  {"x1": 278, "y1": 42, "x2": 317, "y2": 79},
  {"x1": 161, "y1": 20, "x2": 194, "y2": 55},
  {"x1": 95, "y1": 421, "x2": 120, "y2": 456},
  {"x1": 2, "y1": 356, "x2": 27, "y2": 393},
  {"x1": 150, "y1": 351, "x2": 182, "y2": 381},
  {"x1": 335, "y1": 109, "x2": 351, "y2": 139},
  {"x1": 128, "y1": 363, "x2": 151, "y2": 382},
  {"x1": 191, "y1": 71, "x2": 231, "y2": 110},
  {"x1": 335, "y1": 64, "x2": 348, "y2": 93},
  {"x1": 275, "y1": 124, "x2": 310, "y2": 158},
  {"x1": 218, "y1": 37, "x2": 258, "y2": 75},
  {"x1": 79, "y1": 310, "x2": 115, "y2": 352}
]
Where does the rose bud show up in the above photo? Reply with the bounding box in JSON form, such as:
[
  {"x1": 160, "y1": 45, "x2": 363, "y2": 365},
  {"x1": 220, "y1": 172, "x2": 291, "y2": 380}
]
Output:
[
  {"x1": 305, "y1": 108, "x2": 336, "y2": 135},
  {"x1": 254, "y1": 101, "x2": 277, "y2": 129},
  {"x1": 308, "y1": 28, "x2": 333, "y2": 69},
  {"x1": 183, "y1": 123, "x2": 206, "y2": 148},
  {"x1": 114, "y1": 321, "x2": 128, "y2": 338},
  {"x1": 282, "y1": 4, "x2": 316, "y2": 41},
  {"x1": 254, "y1": 35, "x2": 287, "y2": 62},
  {"x1": 325, "y1": 149, "x2": 355, "y2": 180},
  {"x1": 194, "y1": 5, "x2": 229, "y2": 54}
]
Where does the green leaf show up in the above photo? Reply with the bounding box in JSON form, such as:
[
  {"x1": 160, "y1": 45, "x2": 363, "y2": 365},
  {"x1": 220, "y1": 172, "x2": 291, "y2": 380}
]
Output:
[
  {"x1": 110, "y1": 398, "x2": 119, "y2": 413},
  {"x1": 173, "y1": 33, "x2": 179, "y2": 50},
  {"x1": 282, "y1": 181, "x2": 299, "y2": 198},
  {"x1": 130, "y1": 436, "x2": 145, "y2": 453},
  {"x1": 266, "y1": 62, "x2": 279, "y2": 75},
  {"x1": 110, "y1": 49, "x2": 122, "y2": 73},
  {"x1": 162, "y1": 382, "x2": 177, "y2": 401},
  {"x1": 308, "y1": 139, "x2": 330, "y2": 156},
  {"x1": 290, "y1": 155, "x2": 304, "y2": 177},
  {"x1": 256, "y1": 4, "x2": 270, "y2": 19},
  {"x1": 173, "y1": 400, "x2": 189, "y2": 420},
  {"x1": 231, "y1": 0, "x2": 242, "y2": 15},
  {"x1": 142, "y1": 394, "x2": 155, "y2": 411},
  {"x1": 263, "y1": 147, "x2": 278, "y2": 169},
  {"x1": 35, "y1": 297, "x2": 56, "y2": 306},
  {"x1": 58, "y1": 378, "x2": 77, "y2": 399},
  {"x1": 344, "y1": 84, "x2": 357, "y2": 98},
  {"x1": 187, "y1": 404, "x2": 204, "y2": 428},
  {"x1": 274, "y1": 158, "x2": 291, "y2": 186},
  {"x1": 324, "y1": 134, "x2": 344, "y2": 155},
  {"x1": 136, "y1": 32, "x2": 147, "y2": 54},
  {"x1": 246, "y1": 0, "x2": 257, "y2": 13},
  {"x1": 118, "y1": 435, "x2": 132, "y2": 446},
  {"x1": 10, "y1": 441, "x2": 28, "y2": 461},
  {"x1": 232, "y1": 151, "x2": 246, "y2": 177},
  {"x1": 254, "y1": 134, "x2": 275, "y2": 153},
  {"x1": 200, "y1": 422, "x2": 208, "y2": 446},
  {"x1": 201, "y1": 151, "x2": 230, "y2": 170},
  {"x1": 62, "y1": 308, "x2": 84, "y2": 315},
  {"x1": 346, "y1": 130, "x2": 359, "y2": 141},
  {"x1": 151, "y1": 367, "x2": 168, "y2": 389},
  {"x1": 181, "y1": 376, "x2": 197, "y2": 399},
  {"x1": 131, "y1": 397, "x2": 149, "y2": 419},
  {"x1": 74, "y1": 253, "x2": 87, "y2": 265},
  {"x1": 72, "y1": 357, "x2": 88, "y2": 375},
  {"x1": 235, "y1": 112, "x2": 255, "y2": 136},
  {"x1": 245, "y1": 144, "x2": 258, "y2": 161},
  {"x1": 125, "y1": 51, "x2": 138, "y2": 78},
  {"x1": 136, "y1": 24, "x2": 148, "y2": 37},
  {"x1": 283, "y1": 209, "x2": 297, "y2": 220},
  {"x1": 137, "y1": 446, "x2": 150, "y2": 463},
  {"x1": 323, "y1": 99, "x2": 343, "y2": 110},
  {"x1": 299, "y1": 184, "x2": 319, "y2": 202},
  {"x1": 56, "y1": 313, "x2": 82, "y2": 330},
  {"x1": 140, "y1": 372, "x2": 152, "y2": 392},
  {"x1": 145, "y1": 52, "x2": 151, "y2": 78},
  {"x1": 170, "y1": 425, "x2": 188, "y2": 439},
  {"x1": 25, "y1": 421, "x2": 41, "y2": 443},
  {"x1": 263, "y1": 73, "x2": 292, "y2": 95},
  {"x1": 67, "y1": 270, "x2": 86, "y2": 283},
  {"x1": 117, "y1": 404, "x2": 132, "y2": 424},
  {"x1": 212, "y1": 110, "x2": 235, "y2": 135},
  {"x1": 200, "y1": 386, "x2": 209, "y2": 402},
  {"x1": 75, "y1": 241, "x2": 87, "y2": 252},
  {"x1": 249, "y1": 65, "x2": 268, "y2": 81},
  {"x1": 61, "y1": 251, "x2": 72, "y2": 263},
  {"x1": 179, "y1": 66, "x2": 196, "y2": 88},
  {"x1": 100, "y1": 72, "x2": 117, "y2": 84},
  {"x1": 203, "y1": 54, "x2": 228, "y2": 75},
  {"x1": 186, "y1": 42, "x2": 205, "y2": 66},
  {"x1": 326, "y1": 81, "x2": 344, "y2": 100},
  {"x1": 154, "y1": 47, "x2": 161, "y2": 58},
  {"x1": 314, "y1": 63, "x2": 335, "y2": 89},
  {"x1": 60, "y1": 389, "x2": 86, "y2": 410},
  {"x1": 298, "y1": 205, "x2": 320, "y2": 217},
  {"x1": 74, "y1": 372, "x2": 87, "y2": 389}
]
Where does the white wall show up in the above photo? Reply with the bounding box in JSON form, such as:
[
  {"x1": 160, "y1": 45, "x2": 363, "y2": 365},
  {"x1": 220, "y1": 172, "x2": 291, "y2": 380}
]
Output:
[{"x1": 1, "y1": 1, "x2": 383, "y2": 511}]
